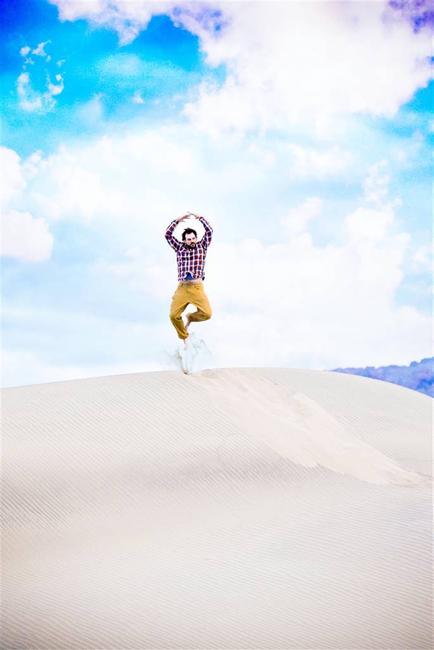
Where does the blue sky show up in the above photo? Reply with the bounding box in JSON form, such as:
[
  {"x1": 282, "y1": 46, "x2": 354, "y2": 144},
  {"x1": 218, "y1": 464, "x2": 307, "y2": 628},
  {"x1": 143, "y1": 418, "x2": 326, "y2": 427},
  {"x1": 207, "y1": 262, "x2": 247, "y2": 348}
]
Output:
[
  {"x1": 1, "y1": 0, "x2": 222, "y2": 153},
  {"x1": 1, "y1": 0, "x2": 433, "y2": 386}
]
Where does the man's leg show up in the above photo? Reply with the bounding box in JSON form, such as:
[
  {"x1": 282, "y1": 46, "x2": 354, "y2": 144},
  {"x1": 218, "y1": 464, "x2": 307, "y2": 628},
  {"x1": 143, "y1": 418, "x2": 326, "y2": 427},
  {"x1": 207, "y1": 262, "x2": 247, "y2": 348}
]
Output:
[
  {"x1": 169, "y1": 284, "x2": 190, "y2": 340},
  {"x1": 187, "y1": 283, "x2": 212, "y2": 324}
]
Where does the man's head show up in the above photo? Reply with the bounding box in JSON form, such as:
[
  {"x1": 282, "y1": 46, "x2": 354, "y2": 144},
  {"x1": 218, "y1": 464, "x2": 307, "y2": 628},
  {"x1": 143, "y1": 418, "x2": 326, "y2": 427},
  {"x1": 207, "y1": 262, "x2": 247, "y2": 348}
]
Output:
[{"x1": 182, "y1": 228, "x2": 197, "y2": 247}]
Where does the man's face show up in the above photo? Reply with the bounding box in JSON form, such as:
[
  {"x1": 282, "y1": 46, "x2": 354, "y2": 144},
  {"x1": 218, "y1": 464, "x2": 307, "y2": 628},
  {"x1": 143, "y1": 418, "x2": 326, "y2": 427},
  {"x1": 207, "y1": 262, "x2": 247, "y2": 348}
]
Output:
[{"x1": 185, "y1": 233, "x2": 196, "y2": 247}]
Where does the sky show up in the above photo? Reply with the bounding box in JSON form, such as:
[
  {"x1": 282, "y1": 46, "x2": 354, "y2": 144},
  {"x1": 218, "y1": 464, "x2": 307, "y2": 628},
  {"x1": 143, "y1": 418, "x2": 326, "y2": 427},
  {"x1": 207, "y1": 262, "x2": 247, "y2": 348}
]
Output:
[{"x1": 1, "y1": 0, "x2": 433, "y2": 387}]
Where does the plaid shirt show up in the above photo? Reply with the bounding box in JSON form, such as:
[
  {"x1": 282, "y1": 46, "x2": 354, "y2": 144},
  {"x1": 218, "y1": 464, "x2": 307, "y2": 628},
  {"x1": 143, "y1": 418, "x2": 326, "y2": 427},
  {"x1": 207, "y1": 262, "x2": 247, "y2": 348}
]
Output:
[{"x1": 165, "y1": 216, "x2": 213, "y2": 282}]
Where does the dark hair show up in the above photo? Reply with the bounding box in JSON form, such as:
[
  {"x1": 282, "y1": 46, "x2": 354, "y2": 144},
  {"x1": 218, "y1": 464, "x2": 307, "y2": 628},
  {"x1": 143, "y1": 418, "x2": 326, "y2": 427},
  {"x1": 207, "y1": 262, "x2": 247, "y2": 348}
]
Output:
[{"x1": 182, "y1": 228, "x2": 197, "y2": 241}]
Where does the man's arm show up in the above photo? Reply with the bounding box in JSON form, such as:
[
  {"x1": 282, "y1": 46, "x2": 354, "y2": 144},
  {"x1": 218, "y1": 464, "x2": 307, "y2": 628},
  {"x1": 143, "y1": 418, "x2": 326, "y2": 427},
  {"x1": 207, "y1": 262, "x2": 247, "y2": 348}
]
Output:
[
  {"x1": 165, "y1": 218, "x2": 184, "y2": 251},
  {"x1": 197, "y1": 215, "x2": 213, "y2": 248}
]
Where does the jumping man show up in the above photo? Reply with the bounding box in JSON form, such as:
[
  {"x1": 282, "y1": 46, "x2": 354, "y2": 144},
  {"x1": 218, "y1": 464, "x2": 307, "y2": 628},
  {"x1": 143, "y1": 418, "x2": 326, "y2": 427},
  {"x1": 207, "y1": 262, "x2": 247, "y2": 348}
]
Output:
[{"x1": 165, "y1": 212, "x2": 213, "y2": 343}]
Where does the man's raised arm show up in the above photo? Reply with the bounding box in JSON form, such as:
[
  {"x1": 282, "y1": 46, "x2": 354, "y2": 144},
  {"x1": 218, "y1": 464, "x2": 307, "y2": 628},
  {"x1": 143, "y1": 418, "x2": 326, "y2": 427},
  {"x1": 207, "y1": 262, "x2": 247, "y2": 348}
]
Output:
[
  {"x1": 165, "y1": 217, "x2": 183, "y2": 251},
  {"x1": 197, "y1": 215, "x2": 213, "y2": 248}
]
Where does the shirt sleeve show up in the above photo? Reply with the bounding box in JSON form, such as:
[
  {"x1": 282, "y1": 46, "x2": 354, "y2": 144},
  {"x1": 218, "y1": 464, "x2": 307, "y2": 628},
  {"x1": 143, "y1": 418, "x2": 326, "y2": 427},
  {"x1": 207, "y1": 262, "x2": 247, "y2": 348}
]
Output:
[
  {"x1": 165, "y1": 220, "x2": 182, "y2": 251},
  {"x1": 198, "y1": 216, "x2": 213, "y2": 248}
]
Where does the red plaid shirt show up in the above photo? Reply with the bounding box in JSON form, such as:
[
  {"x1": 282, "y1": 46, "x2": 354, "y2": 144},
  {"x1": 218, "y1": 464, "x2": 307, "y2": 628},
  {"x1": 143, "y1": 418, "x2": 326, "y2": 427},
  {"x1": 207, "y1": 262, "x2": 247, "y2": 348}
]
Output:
[{"x1": 165, "y1": 216, "x2": 213, "y2": 282}]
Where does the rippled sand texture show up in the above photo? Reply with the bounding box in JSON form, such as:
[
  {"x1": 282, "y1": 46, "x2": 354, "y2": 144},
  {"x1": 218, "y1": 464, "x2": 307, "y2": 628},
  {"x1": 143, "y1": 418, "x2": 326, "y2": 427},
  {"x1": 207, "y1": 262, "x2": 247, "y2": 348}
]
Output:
[{"x1": 2, "y1": 368, "x2": 432, "y2": 649}]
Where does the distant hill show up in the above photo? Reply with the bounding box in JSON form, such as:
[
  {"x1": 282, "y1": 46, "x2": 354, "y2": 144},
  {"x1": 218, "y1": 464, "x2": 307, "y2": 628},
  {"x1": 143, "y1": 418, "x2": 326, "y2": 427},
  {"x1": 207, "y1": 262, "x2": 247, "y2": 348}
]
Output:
[{"x1": 333, "y1": 357, "x2": 433, "y2": 397}]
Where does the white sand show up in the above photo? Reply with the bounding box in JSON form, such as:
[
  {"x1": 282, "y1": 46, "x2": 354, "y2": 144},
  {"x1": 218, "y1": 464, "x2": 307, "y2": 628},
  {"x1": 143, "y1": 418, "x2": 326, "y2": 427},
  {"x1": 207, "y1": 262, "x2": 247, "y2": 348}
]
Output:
[{"x1": 2, "y1": 367, "x2": 432, "y2": 649}]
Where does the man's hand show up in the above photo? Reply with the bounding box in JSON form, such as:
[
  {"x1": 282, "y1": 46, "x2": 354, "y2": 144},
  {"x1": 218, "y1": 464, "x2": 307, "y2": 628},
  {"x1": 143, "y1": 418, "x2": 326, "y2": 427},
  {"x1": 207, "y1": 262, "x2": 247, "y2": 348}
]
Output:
[
  {"x1": 176, "y1": 214, "x2": 190, "y2": 223},
  {"x1": 176, "y1": 212, "x2": 202, "y2": 223}
]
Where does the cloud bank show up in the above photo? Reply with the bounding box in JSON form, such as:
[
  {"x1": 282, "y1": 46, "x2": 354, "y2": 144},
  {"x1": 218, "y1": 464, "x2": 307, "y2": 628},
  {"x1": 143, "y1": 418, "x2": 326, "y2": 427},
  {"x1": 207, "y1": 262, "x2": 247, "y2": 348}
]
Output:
[
  {"x1": 50, "y1": 0, "x2": 433, "y2": 134},
  {"x1": 2, "y1": 126, "x2": 429, "y2": 375},
  {"x1": 0, "y1": 148, "x2": 53, "y2": 262}
]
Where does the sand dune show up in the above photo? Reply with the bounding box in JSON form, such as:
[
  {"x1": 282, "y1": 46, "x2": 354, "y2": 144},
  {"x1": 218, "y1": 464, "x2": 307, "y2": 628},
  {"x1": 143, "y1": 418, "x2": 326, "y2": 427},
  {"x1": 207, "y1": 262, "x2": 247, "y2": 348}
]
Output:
[{"x1": 2, "y1": 367, "x2": 432, "y2": 649}]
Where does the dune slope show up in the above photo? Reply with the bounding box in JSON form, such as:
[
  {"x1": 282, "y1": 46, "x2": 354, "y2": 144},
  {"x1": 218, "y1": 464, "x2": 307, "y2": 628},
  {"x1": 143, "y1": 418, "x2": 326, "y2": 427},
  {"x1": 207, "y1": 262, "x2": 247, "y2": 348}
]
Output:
[{"x1": 2, "y1": 367, "x2": 432, "y2": 649}]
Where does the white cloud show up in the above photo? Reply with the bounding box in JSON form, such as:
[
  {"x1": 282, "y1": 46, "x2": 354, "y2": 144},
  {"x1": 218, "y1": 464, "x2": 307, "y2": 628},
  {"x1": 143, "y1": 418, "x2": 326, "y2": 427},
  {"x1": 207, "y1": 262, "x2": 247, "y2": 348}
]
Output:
[
  {"x1": 132, "y1": 91, "x2": 145, "y2": 105},
  {"x1": 344, "y1": 205, "x2": 396, "y2": 243},
  {"x1": 17, "y1": 72, "x2": 44, "y2": 111},
  {"x1": 17, "y1": 69, "x2": 64, "y2": 112},
  {"x1": 22, "y1": 129, "x2": 203, "y2": 227},
  {"x1": 0, "y1": 147, "x2": 53, "y2": 262},
  {"x1": 182, "y1": 2, "x2": 432, "y2": 134},
  {"x1": 75, "y1": 93, "x2": 104, "y2": 126},
  {"x1": 49, "y1": 0, "x2": 174, "y2": 45},
  {"x1": 363, "y1": 160, "x2": 391, "y2": 206},
  {"x1": 16, "y1": 40, "x2": 64, "y2": 112},
  {"x1": 288, "y1": 145, "x2": 352, "y2": 180},
  {"x1": 1, "y1": 210, "x2": 53, "y2": 262},
  {"x1": 1, "y1": 345, "x2": 166, "y2": 388},
  {"x1": 1, "y1": 304, "x2": 177, "y2": 387},
  {"x1": 48, "y1": 74, "x2": 64, "y2": 96},
  {"x1": 0, "y1": 147, "x2": 26, "y2": 204},
  {"x1": 32, "y1": 41, "x2": 50, "y2": 58},
  {"x1": 200, "y1": 203, "x2": 422, "y2": 369},
  {"x1": 411, "y1": 242, "x2": 434, "y2": 273},
  {"x1": 281, "y1": 197, "x2": 322, "y2": 237}
]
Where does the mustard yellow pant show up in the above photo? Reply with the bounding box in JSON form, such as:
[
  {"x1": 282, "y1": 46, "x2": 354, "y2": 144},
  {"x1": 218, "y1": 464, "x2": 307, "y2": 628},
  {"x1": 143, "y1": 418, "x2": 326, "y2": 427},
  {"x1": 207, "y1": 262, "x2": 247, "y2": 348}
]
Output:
[{"x1": 169, "y1": 281, "x2": 212, "y2": 340}]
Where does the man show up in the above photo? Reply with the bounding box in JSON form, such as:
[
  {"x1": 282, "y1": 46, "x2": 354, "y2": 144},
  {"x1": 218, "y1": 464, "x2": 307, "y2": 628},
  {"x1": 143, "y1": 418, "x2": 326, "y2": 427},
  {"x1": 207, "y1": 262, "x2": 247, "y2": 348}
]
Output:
[{"x1": 165, "y1": 212, "x2": 213, "y2": 343}]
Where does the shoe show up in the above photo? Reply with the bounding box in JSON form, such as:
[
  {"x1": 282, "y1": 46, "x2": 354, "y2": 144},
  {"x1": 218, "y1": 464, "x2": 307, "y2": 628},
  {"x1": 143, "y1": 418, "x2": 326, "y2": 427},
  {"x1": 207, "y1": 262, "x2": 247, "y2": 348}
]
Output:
[{"x1": 177, "y1": 339, "x2": 189, "y2": 374}]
